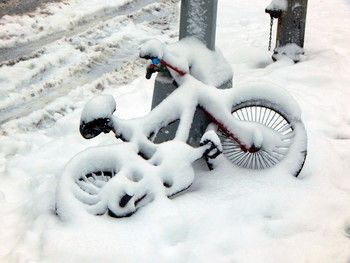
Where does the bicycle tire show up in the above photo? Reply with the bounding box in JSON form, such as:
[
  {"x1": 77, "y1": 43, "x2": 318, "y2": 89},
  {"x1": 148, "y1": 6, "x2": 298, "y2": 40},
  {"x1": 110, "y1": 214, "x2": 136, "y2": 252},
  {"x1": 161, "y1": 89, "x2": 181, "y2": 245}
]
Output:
[
  {"x1": 55, "y1": 144, "x2": 151, "y2": 220},
  {"x1": 217, "y1": 99, "x2": 307, "y2": 177}
]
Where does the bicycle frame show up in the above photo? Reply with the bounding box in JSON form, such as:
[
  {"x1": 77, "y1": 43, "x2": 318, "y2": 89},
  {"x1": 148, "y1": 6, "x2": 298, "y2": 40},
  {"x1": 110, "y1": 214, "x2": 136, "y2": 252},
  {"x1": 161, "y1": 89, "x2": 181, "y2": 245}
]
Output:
[{"x1": 110, "y1": 73, "x2": 263, "y2": 156}]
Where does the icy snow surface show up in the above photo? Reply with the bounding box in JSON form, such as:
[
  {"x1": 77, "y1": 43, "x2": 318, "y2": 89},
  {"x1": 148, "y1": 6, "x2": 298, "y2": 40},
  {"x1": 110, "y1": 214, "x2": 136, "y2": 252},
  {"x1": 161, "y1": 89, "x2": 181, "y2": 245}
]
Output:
[{"x1": 1, "y1": 0, "x2": 350, "y2": 262}]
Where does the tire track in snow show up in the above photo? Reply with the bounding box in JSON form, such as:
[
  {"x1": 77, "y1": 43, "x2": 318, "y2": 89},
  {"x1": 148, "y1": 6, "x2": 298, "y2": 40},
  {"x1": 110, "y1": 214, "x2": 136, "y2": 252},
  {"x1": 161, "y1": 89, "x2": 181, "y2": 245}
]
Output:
[
  {"x1": 0, "y1": 0, "x2": 179, "y2": 127},
  {"x1": 0, "y1": 0, "x2": 163, "y2": 64}
]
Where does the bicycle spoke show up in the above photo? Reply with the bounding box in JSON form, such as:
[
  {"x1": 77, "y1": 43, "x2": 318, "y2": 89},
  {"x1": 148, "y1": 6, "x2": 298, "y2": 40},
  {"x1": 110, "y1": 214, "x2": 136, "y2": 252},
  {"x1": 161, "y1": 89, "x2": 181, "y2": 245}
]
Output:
[
  {"x1": 74, "y1": 187, "x2": 100, "y2": 205},
  {"x1": 264, "y1": 108, "x2": 273, "y2": 126},
  {"x1": 279, "y1": 123, "x2": 292, "y2": 134},
  {"x1": 272, "y1": 116, "x2": 285, "y2": 130},
  {"x1": 76, "y1": 179, "x2": 100, "y2": 195},
  {"x1": 219, "y1": 103, "x2": 295, "y2": 170}
]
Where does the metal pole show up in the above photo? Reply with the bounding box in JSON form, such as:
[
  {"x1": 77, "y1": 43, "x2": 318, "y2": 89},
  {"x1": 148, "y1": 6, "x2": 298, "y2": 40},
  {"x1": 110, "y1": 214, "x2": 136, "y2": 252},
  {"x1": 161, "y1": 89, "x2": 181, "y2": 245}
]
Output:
[
  {"x1": 271, "y1": 0, "x2": 308, "y2": 62},
  {"x1": 152, "y1": 0, "x2": 231, "y2": 146},
  {"x1": 179, "y1": 0, "x2": 218, "y2": 50}
]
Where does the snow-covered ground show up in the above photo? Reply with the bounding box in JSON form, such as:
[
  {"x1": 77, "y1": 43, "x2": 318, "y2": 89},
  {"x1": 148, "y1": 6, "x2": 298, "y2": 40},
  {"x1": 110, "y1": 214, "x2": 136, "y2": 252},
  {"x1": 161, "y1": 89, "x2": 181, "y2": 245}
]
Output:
[{"x1": 0, "y1": 0, "x2": 350, "y2": 262}]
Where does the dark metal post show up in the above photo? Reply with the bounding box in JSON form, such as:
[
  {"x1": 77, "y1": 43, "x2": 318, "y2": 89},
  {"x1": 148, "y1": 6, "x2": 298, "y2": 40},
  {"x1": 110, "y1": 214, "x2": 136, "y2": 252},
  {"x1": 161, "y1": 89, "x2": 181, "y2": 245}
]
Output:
[{"x1": 267, "y1": 0, "x2": 308, "y2": 62}]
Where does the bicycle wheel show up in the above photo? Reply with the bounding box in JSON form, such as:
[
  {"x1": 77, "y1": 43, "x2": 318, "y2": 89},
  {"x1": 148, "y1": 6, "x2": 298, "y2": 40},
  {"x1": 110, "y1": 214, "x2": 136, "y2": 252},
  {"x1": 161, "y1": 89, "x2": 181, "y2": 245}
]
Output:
[
  {"x1": 56, "y1": 144, "x2": 151, "y2": 221},
  {"x1": 217, "y1": 99, "x2": 307, "y2": 177}
]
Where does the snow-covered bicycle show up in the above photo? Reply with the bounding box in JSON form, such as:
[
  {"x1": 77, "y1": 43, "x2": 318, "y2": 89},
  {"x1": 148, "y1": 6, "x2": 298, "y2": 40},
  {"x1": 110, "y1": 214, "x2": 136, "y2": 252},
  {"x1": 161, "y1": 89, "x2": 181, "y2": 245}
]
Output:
[{"x1": 56, "y1": 38, "x2": 307, "y2": 221}]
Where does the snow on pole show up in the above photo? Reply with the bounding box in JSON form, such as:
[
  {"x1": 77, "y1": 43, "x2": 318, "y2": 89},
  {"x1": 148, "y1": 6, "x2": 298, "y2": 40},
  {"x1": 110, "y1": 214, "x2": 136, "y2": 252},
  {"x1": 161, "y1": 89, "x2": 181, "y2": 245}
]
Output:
[
  {"x1": 266, "y1": 0, "x2": 308, "y2": 62},
  {"x1": 179, "y1": 0, "x2": 218, "y2": 51}
]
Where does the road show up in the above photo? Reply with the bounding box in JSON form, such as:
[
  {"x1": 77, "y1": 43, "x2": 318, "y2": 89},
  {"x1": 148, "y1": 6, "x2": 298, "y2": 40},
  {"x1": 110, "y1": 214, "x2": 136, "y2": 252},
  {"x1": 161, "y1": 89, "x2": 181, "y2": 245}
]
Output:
[
  {"x1": 0, "y1": 0, "x2": 61, "y2": 18},
  {"x1": 0, "y1": 0, "x2": 178, "y2": 126}
]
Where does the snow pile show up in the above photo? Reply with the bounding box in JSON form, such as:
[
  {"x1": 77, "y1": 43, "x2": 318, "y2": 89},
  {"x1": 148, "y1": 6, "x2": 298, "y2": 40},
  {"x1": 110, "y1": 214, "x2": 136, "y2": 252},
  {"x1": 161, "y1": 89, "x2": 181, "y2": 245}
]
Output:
[
  {"x1": 273, "y1": 43, "x2": 305, "y2": 62},
  {"x1": 80, "y1": 95, "x2": 116, "y2": 123},
  {"x1": 265, "y1": 0, "x2": 288, "y2": 11}
]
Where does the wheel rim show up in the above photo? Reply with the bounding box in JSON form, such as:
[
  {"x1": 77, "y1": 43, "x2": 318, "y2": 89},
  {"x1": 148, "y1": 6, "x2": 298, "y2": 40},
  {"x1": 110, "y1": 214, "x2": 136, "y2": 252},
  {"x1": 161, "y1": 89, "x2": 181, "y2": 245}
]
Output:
[{"x1": 218, "y1": 104, "x2": 294, "y2": 170}]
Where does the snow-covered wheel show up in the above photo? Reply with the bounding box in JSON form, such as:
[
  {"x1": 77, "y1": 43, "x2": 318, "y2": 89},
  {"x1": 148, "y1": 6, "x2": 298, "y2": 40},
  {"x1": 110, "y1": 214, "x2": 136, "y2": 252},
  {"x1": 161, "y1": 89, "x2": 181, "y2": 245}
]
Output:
[
  {"x1": 217, "y1": 99, "x2": 307, "y2": 177},
  {"x1": 74, "y1": 170, "x2": 115, "y2": 214},
  {"x1": 56, "y1": 144, "x2": 152, "y2": 221}
]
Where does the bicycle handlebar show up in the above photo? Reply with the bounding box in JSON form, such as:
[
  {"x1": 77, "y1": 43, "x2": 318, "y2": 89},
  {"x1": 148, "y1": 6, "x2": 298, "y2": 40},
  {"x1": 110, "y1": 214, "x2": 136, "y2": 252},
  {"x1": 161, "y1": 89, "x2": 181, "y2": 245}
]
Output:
[
  {"x1": 141, "y1": 55, "x2": 187, "y2": 79},
  {"x1": 158, "y1": 59, "x2": 186, "y2": 76}
]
